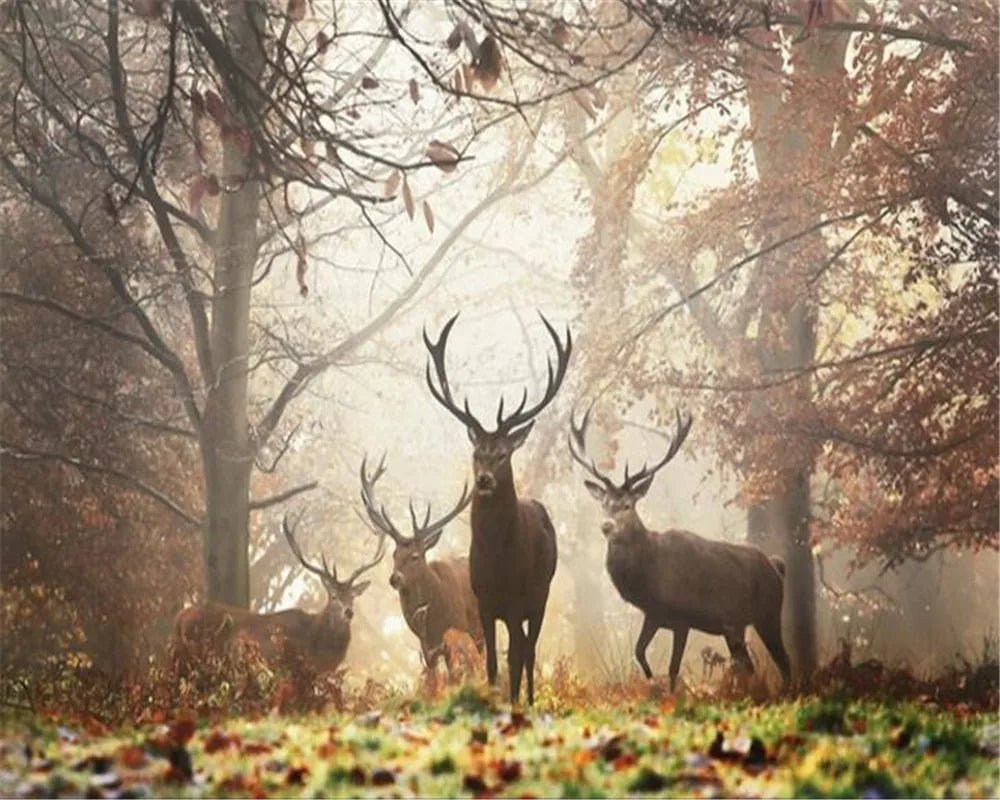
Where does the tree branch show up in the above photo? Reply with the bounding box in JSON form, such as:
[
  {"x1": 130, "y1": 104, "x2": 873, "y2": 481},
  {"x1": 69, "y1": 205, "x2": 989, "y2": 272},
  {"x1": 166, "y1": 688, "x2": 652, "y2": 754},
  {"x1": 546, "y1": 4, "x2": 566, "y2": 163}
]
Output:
[{"x1": 248, "y1": 480, "x2": 319, "y2": 511}]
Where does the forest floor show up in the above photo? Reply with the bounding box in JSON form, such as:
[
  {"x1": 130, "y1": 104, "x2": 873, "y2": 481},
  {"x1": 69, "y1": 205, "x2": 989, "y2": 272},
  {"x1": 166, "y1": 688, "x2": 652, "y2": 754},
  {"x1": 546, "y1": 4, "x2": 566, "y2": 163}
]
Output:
[{"x1": 1, "y1": 686, "x2": 998, "y2": 798}]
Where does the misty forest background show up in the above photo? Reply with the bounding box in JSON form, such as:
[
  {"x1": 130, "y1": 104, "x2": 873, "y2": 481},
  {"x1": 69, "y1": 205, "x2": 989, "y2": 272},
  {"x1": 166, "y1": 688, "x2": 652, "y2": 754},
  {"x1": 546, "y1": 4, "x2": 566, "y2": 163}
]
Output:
[{"x1": 0, "y1": 0, "x2": 997, "y2": 714}]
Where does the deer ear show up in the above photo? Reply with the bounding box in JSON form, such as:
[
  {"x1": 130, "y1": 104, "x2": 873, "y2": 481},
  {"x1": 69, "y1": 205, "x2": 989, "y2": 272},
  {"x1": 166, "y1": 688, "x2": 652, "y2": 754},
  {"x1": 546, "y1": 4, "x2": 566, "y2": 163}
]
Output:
[
  {"x1": 350, "y1": 579, "x2": 371, "y2": 597},
  {"x1": 583, "y1": 479, "x2": 606, "y2": 501},
  {"x1": 507, "y1": 421, "x2": 535, "y2": 451},
  {"x1": 421, "y1": 528, "x2": 444, "y2": 552},
  {"x1": 631, "y1": 475, "x2": 655, "y2": 499}
]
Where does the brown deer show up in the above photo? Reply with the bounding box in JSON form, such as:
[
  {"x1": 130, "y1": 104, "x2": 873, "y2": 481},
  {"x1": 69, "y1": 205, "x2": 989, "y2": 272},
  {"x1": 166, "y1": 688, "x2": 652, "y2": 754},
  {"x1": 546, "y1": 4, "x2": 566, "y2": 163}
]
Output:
[
  {"x1": 569, "y1": 408, "x2": 790, "y2": 691},
  {"x1": 173, "y1": 515, "x2": 385, "y2": 678},
  {"x1": 358, "y1": 454, "x2": 483, "y2": 679},
  {"x1": 423, "y1": 312, "x2": 571, "y2": 704}
]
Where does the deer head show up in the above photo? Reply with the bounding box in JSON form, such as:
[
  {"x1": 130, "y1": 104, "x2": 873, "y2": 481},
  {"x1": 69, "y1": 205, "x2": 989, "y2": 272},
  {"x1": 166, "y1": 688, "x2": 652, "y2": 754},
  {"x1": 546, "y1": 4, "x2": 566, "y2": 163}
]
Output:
[
  {"x1": 359, "y1": 454, "x2": 471, "y2": 592},
  {"x1": 282, "y1": 514, "x2": 385, "y2": 629},
  {"x1": 568, "y1": 406, "x2": 692, "y2": 542},
  {"x1": 423, "y1": 312, "x2": 572, "y2": 497}
]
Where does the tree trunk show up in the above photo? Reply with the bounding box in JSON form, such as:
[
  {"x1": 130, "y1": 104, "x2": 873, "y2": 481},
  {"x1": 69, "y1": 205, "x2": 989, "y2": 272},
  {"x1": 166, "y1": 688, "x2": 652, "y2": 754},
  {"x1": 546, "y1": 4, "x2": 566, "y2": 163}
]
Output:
[
  {"x1": 743, "y1": 24, "x2": 851, "y2": 682},
  {"x1": 201, "y1": 0, "x2": 265, "y2": 607}
]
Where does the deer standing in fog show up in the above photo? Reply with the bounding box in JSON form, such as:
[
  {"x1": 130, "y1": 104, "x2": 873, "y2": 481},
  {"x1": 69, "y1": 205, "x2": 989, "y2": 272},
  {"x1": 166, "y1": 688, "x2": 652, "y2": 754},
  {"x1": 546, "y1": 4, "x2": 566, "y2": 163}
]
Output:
[
  {"x1": 359, "y1": 454, "x2": 483, "y2": 679},
  {"x1": 569, "y1": 408, "x2": 790, "y2": 691},
  {"x1": 173, "y1": 516, "x2": 385, "y2": 676},
  {"x1": 423, "y1": 312, "x2": 571, "y2": 705}
]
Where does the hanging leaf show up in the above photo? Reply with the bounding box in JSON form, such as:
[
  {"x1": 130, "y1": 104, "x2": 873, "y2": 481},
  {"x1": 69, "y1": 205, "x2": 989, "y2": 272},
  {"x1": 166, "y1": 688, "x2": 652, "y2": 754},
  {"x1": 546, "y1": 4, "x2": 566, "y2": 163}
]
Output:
[
  {"x1": 188, "y1": 175, "x2": 207, "y2": 213},
  {"x1": 294, "y1": 233, "x2": 308, "y2": 297},
  {"x1": 326, "y1": 144, "x2": 340, "y2": 165},
  {"x1": 383, "y1": 169, "x2": 401, "y2": 198},
  {"x1": 422, "y1": 200, "x2": 434, "y2": 234},
  {"x1": 316, "y1": 31, "x2": 331, "y2": 56},
  {"x1": 287, "y1": 0, "x2": 306, "y2": 22},
  {"x1": 446, "y1": 25, "x2": 463, "y2": 51},
  {"x1": 402, "y1": 177, "x2": 415, "y2": 220},
  {"x1": 461, "y1": 63, "x2": 475, "y2": 93},
  {"x1": 425, "y1": 140, "x2": 460, "y2": 172},
  {"x1": 452, "y1": 68, "x2": 464, "y2": 94},
  {"x1": 550, "y1": 21, "x2": 571, "y2": 47},
  {"x1": 301, "y1": 139, "x2": 316, "y2": 159},
  {"x1": 447, "y1": 22, "x2": 477, "y2": 56},
  {"x1": 204, "y1": 91, "x2": 227, "y2": 125},
  {"x1": 590, "y1": 86, "x2": 607, "y2": 109},
  {"x1": 408, "y1": 78, "x2": 420, "y2": 105},
  {"x1": 361, "y1": 75, "x2": 379, "y2": 90},
  {"x1": 473, "y1": 36, "x2": 502, "y2": 91},
  {"x1": 189, "y1": 89, "x2": 205, "y2": 120}
]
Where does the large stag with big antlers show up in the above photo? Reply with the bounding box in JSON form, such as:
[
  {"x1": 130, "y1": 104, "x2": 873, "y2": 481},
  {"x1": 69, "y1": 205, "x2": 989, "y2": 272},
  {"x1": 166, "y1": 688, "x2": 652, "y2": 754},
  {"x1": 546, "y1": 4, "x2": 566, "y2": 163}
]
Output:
[
  {"x1": 423, "y1": 312, "x2": 571, "y2": 705},
  {"x1": 173, "y1": 516, "x2": 385, "y2": 677},
  {"x1": 359, "y1": 454, "x2": 483, "y2": 678},
  {"x1": 569, "y1": 408, "x2": 791, "y2": 691}
]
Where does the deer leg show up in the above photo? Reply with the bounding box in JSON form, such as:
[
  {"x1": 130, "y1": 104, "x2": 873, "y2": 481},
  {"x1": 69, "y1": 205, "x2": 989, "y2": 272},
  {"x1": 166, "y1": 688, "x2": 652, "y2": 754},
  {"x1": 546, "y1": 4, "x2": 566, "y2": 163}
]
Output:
[
  {"x1": 480, "y1": 610, "x2": 498, "y2": 687},
  {"x1": 506, "y1": 620, "x2": 526, "y2": 705},
  {"x1": 724, "y1": 628, "x2": 754, "y2": 674},
  {"x1": 525, "y1": 609, "x2": 545, "y2": 706},
  {"x1": 668, "y1": 626, "x2": 689, "y2": 692},
  {"x1": 634, "y1": 616, "x2": 658, "y2": 680},
  {"x1": 756, "y1": 617, "x2": 791, "y2": 687}
]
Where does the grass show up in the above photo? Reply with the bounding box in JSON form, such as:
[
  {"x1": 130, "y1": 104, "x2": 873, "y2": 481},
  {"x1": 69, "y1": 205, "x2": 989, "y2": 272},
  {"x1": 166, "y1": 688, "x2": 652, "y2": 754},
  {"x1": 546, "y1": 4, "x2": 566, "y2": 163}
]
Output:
[{"x1": 1, "y1": 685, "x2": 997, "y2": 798}]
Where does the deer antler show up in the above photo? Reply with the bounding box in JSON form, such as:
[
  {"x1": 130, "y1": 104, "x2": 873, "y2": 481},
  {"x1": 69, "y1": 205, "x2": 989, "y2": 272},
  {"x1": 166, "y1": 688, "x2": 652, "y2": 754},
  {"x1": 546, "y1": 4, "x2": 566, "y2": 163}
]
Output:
[
  {"x1": 494, "y1": 312, "x2": 573, "y2": 436},
  {"x1": 424, "y1": 312, "x2": 572, "y2": 439},
  {"x1": 620, "y1": 410, "x2": 693, "y2": 491},
  {"x1": 568, "y1": 404, "x2": 615, "y2": 492},
  {"x1": 283, "y1": 513, "x2": 336, "y2": 582},
  {"x1": 359, "y1": 454, "x2": 407, "y2": 544},
  {"x1": 342, "y1": 531, "x2": 388, "y2": 588},
  {"x1": 423, "y1": 313, "x2": 487, "y2": 437},
  {"x1": 409, "y1": 482, "x2": 471, "y2": 545}
]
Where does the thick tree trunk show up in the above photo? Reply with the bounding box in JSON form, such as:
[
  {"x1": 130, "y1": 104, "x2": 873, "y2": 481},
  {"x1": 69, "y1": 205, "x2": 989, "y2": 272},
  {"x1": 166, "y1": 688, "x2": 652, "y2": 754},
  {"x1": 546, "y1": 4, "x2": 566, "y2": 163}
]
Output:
[
  {"x1": 201, "y1": 0, "x2": 264, "y2": 606},
  {"x1": 743, "y1": 24, "x2": 851, "y2": 683}
]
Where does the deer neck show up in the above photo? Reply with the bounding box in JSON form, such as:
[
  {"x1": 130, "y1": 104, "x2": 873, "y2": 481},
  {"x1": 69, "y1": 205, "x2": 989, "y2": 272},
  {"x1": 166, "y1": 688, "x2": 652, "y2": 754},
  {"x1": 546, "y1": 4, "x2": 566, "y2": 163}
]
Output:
[{"x1": 470, "y1": 462, "x2": 519, "y2": 534}]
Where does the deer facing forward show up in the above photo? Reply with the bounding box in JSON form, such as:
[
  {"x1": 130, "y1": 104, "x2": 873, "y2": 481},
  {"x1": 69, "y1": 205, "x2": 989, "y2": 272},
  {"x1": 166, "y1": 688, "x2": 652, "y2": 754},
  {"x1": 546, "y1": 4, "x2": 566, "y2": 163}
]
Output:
[
  {"x1": 569, "y1": 408, "x2": 790, "y2": 691},
  {"x1": 359, "y1": 454, "x2": 483, "y2": 679},
  {"x1": 423, "y1": 312, "x2": 570, "y2": 705}
]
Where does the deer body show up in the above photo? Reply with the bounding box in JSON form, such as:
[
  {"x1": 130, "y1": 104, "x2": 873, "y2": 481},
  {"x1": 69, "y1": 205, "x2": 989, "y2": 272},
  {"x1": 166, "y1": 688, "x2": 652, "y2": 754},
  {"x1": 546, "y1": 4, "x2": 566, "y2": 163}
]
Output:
[
  {"x1": 398, "y1": 556, "x2": 481, "y2": 668},
  {"x1": 423, "y1": 312, "x2": 571, "y2": 704},
  {"x1": 359, "y1": 455, "x2": 482, "y2": 678},
  {"x1": 173, "y1": 601, "x2": 351, "y2": 674},
  {"x1": 173, "y1": 515, "x2": 383, "y2": 681},
  {"x1": 570, "y1": 408, "x2": 790, "y2": 691}
]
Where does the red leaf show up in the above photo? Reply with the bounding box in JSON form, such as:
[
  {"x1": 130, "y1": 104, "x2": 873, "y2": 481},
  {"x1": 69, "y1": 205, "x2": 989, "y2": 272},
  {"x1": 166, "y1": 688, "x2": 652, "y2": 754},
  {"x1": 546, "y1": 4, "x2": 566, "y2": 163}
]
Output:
[
  {"x1": 287, "y1": 0, "x2": 306, "y2": 22},
  {"x1": 473, "y1": 36, "x2": 502, "y2": 91},
  {"x1": 189, "y1": 89, "x2": 205, "y2": 120},
  {"x1": 550, "y1": 21, "x2": 570, "y2": 47},
  {"x1": 408, "y1": 78, "x2": 420, "y2": 105},
  {"x1": 316, "y1": 31, "x2": 331, "y2": 55},
  {"x1": 425, "y1": 140, "x2": 460, "y2": 172},
  {"x1": 422, "y1": 200, "x2": 434, "y2": 233},
  {"x1": 361, "y1": 75, "x2": 379, "y2": 90},
  {"x1": 204, "y1": 90, "x2": 227, "y2": 125},
  {"x1": 402, "y1": 177, "x2": 415, "y2": 220},
  {"x1": 383, "y1": 169, "x2": 401, "y2": 198},
  {"x1": 168, "y1": 713, "x2": 196, "y2": 746},
  {"x1": 188, "y1": 176, "x2": 207, "y2": 213}
]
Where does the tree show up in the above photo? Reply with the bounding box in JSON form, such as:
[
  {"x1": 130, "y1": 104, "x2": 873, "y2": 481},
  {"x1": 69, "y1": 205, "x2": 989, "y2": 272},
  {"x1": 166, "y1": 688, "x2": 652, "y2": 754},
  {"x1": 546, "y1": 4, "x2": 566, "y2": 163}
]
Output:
[{"x1": 1, "y1": 0, "x2": 638, "y2": 608}]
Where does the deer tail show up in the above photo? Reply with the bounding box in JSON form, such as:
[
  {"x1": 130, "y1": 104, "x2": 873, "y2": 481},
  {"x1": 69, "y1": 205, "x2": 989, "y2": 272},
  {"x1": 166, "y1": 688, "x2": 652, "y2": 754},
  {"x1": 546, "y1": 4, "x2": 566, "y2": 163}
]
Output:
[{"x1": 770, "y1": 555, "x2": 786, "y2": 578}]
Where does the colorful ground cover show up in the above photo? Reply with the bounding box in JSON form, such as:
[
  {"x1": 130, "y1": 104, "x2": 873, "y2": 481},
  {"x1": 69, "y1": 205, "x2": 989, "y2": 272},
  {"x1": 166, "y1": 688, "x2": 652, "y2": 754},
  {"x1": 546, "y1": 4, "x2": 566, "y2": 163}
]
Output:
[{"x1": 1, "y1": 688, "x2": 997, "y2": 798}]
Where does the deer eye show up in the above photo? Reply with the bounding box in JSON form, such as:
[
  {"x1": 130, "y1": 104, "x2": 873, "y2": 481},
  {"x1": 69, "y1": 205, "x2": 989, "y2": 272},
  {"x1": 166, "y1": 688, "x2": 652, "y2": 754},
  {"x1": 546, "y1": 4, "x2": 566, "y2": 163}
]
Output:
[{"x1": 410, "y1": 552, "x2": 421, "y2": 562}]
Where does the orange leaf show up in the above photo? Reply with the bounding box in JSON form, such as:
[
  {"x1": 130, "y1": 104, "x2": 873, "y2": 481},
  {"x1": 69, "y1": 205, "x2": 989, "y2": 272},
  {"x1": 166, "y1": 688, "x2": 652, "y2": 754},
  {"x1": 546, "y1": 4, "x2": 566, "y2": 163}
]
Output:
[
  {"x1": 383, "y1": 169, "x2": 401, "y2": 198},
  {"x1": 287, "y1": 0, "x2": 306, "y2": 22},
  {"x1": 425, "y1": 140, "x2": 460, "y2": 172}
]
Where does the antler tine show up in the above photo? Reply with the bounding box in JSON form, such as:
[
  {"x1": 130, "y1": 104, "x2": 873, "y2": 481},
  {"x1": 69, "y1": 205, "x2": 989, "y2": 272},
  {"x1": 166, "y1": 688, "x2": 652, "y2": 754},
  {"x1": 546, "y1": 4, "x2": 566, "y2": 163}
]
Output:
[
  {"x1": 622, "y1": 410, "x2": 694, "y2": 491},
  {"x1": 345, "y1": 530, "x2": 388, "y2": 587},
  {"x1": 423, "y1": 313, "x2": 487, "y2": 437},
  {"x1": 282, "y1": 514, "x2": 334, "y2": 581},
  {"x1": 359, "y1": 454, "x2": 406, "y2": 544},
  {"x1": 413, "y1": 481, "x2": 472, "y2": 541},
  {"x1": 497, "y1": 312, "x2": 573, "y2": 435},
  {"x1": 568, "y1": 404, "x2": 615, "y2": 490}
]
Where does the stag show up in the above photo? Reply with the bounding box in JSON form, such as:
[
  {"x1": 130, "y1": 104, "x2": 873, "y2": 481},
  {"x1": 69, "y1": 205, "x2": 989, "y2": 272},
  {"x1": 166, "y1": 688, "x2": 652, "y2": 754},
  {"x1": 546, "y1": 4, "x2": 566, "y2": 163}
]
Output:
[
  {"x1": 423, "y1": 312, "x2": 570, "y2": 704},
  {"x1": 359, "y1": 454, "x2": 483, "y2": 678},
  {"x1": 173, "y1": 516, "x2": 385, "y2": 677},
  {"x1": 569, "y1": 408, "x2": 790, "y2": 691}
]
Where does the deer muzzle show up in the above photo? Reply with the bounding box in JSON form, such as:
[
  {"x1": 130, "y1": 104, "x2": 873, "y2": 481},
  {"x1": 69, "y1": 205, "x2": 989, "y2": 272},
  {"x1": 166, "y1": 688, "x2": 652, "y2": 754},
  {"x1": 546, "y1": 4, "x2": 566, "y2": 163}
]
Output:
[
  {"x1": 601, "y1": 520, "x2": 616, "y2": 537},
  {"x1": 389, "y1": 572, "x2": 403, "y2": 590},
  {"x1": 475, "y1": 472, "x2": 496, "y2": 494}
]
